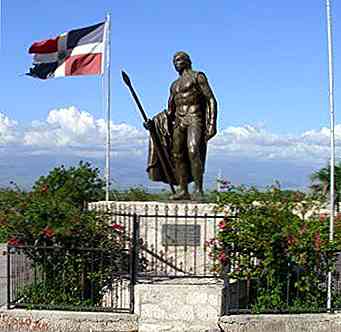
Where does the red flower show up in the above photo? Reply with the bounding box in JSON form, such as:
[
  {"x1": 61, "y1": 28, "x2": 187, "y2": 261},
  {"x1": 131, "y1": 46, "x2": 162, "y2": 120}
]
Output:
[
  {"x1": 111, "y1": 223, "x2": 124, "y2": 232},
  {"x1": 8, "y1": 237, "x2": 21, "y2": 246},
  {"x1": 218, "y1": 219, "x2": 226, "y2": 230},
  {"x1": 40, "y1": 185, "x2": 49, "y2": 193},
  {"x1": 42, "y1": 226, "x2": 55, "y2": 238},
  {"x1": 218, "y1": 251, "x2": 228, "y2": 265},
  {"x1": 287, "y1": 235, "x2": 297, "y2": 246}
]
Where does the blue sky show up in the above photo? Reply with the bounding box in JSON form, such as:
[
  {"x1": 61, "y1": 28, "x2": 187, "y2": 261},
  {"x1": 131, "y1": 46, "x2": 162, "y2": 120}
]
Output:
[{"x1": 0, "y1": 1, "x2": 340, "y2": 190}]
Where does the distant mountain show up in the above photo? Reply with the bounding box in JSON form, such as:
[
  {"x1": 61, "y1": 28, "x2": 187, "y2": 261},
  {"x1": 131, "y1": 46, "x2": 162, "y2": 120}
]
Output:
[
  {"x1": 0, "y1": 152, "x2": 320, "y2": 191},
  {"x1": 206, "y1": 157, "x2": 319, "y2": 191}
]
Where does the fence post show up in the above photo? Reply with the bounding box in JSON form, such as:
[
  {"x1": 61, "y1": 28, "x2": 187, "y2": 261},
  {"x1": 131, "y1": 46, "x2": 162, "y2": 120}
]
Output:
[
  {"x1": 130, "y1": 213, "x2": 139, "y2": 314},
  {"x1": 7, "y1": 245, "x2": 11, "y2": 309},
  {"x1": 220, "y1": 248, "x2": 230, "y2": 316},
  {"x1": 286, "y1": 261, "x2": 291, "y2": 307}
]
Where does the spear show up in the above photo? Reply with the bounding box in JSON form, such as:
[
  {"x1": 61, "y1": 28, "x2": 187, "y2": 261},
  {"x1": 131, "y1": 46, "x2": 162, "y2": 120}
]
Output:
[{"x1": 121, "y1": 71, "x2": 176, "y2": 194}]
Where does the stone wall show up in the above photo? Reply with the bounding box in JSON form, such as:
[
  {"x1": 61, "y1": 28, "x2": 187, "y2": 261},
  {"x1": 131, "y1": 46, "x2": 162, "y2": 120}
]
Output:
[
  {"x1": 0, "y1": 309, "x2": 138, "y2": 332},
  {"x1": 218, "y1": 314, "x2": 341, "y2": 332},
  {"x1": 3, "y1": 309, "x2": 341, "y2": 332}
]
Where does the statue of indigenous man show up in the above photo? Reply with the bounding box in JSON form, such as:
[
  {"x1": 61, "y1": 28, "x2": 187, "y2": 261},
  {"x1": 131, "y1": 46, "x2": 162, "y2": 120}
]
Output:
[{"x1": 146, "y1": 51, "x2": 218, "y2": 200}]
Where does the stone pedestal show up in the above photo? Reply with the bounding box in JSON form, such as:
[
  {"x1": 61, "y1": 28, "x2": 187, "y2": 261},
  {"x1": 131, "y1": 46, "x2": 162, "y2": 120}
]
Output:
[
  {"x1": 135, "y1": 278, "x2": 222, "y2": 332},
  {"x1": 89, "y1": 201, "x2": 224, "y2": 277},
  {"x1": 89, "y1": 201, "x2": 224, "y2": 331}
]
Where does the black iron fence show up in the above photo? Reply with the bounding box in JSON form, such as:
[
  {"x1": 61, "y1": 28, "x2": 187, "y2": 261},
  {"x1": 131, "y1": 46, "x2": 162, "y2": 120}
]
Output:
[
  {"x1": 0, "y1": 245, "x2": 6, "y2": 307},
  {"x1": 7, "y1": 228, "x2": 138, "y2": 313},
  {"x1": 7, "y1": 207, "x2": 341, "y2": 316},
  {"x1": 7, "y1": 246, "x2": 132, "y2": 312},
  {"x1": 221, "y1": 261, "x2": 341, "y2": 315}
]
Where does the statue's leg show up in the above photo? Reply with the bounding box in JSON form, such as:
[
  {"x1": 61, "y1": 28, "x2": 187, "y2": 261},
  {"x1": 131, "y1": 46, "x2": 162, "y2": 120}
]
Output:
[
  {"x1": 188, "y1": 124, "x2": 204, "y2": 199},
  {"x1": 171, "y1": 124, "x2": 190, "y2": 200}
]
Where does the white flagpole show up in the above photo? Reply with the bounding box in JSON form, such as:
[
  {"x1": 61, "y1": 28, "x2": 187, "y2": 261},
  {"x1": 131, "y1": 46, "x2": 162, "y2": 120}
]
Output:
[
  {"x1": 325, "y1": 0, "x2": 335, "y2": 312},
  {"x1": 105, "y1": 13, "x2": 111, "y2": 201}
]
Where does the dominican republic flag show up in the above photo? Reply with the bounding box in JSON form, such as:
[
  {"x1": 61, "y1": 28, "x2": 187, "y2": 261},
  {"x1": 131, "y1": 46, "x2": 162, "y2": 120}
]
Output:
[{"x1": 27, "y1": 21, "x2": 106, "y2": 79}]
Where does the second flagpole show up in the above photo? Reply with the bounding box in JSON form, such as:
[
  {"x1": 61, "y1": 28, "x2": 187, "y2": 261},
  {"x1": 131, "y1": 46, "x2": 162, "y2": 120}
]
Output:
[
  {"x1": 104, "y1": 13, "x2": 111, "y2": 201},
  {"x1": 325, "y1": 0, "x2": 335, "y2": 312}
]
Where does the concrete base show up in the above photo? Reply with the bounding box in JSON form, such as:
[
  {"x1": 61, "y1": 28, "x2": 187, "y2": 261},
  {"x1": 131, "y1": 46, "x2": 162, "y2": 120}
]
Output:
[
  {"x1": 135, "y1": 278, "x2": 222, "y2": 332},
  {"x1": 219, "y1": 314, "x2": 341, "y2": 332},
  {"x1": 0, "y1": 309, "x2": 138, "y2": 332}
]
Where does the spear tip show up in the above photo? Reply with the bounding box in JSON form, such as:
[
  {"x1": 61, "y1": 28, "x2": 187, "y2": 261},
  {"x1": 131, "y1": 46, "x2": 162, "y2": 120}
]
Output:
[{"x1": 121, "y1": 70, "x2": 131, "y2": 87}]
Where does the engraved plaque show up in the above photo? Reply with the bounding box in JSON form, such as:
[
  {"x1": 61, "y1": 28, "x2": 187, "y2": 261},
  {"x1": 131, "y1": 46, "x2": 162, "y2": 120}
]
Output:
[{"x1": 162, "y1": 224, "x2": 200, "y2": 246}]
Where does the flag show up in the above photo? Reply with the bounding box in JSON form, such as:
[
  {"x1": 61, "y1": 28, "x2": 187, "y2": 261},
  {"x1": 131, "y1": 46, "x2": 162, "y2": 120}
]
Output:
[{"x1": 27, "y1": 21, "x2": 106, "y2": 79}]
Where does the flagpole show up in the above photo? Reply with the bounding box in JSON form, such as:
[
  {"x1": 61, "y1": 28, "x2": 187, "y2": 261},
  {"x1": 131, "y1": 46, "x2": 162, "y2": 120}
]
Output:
[
  {"x1": 105, "y1": 13, "x2": 111, "y2": 201},
  {"x1": 325, "y1": 0, "x2": 335, "y2": 312}
]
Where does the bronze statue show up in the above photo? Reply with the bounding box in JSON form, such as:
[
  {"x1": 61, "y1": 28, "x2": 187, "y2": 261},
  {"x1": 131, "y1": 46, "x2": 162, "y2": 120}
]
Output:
[
  {"x1": 122, "y1": 51, "x2": 217, "y2": 201},
  {"x1": 166, "y1": 51, "x2": 218, "y2": 200}
]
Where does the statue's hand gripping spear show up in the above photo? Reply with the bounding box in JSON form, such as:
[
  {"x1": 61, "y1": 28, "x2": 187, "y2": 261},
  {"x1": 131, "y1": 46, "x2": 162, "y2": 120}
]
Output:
[{"x1": 121, "y1": 71, "x2": 176, "y2": 194}]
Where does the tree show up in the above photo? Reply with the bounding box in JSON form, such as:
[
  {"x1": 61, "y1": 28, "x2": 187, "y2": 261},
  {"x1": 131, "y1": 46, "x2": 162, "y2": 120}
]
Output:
[
  {"x1": 0, "y1": 186, "x2": 28, "y2": 242},
  {"x1": 310, "y1": 162, "x2": 341, "y2": 211},
  {"x1": 33, "y1": 161, "x2": 105, "y2": 210}
]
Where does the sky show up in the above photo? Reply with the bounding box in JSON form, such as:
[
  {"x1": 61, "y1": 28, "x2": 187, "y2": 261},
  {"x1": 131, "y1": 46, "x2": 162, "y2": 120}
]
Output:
[{"x1": 0, "y1": 0, "x2": 340, "y2": 191}]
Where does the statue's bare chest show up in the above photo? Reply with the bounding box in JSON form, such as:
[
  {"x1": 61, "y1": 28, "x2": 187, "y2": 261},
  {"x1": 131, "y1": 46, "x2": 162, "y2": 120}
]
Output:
[{"x1": 173, "y1": 75, "x2": 197, "y2": 95}]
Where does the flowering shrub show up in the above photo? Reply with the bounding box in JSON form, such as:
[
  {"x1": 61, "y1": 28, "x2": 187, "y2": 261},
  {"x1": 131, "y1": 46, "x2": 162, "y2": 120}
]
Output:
[
  {"x1": 209, "y1": 184, "x2": 340, "y2": 312},
  {"x1": 0, "y1": 186, "x2": 28, "y2": 243},
  {"x1": 2, "y1": 162, "x2": 133, "y2": 307}
]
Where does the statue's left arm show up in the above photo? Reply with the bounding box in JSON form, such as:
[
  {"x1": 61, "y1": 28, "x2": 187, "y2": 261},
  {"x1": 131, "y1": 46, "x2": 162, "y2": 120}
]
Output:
[{"x1": 197, "y1": 72, "x2": 218, "y2": 141}]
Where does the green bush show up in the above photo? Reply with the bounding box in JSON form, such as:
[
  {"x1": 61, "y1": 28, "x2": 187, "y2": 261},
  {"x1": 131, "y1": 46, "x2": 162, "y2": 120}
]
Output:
[
  {"x1": 3, "y1": 162, "x2": 133, "y2": 307},
  {"x1": 0, "y1": 186, "x2": 28, "y2": 243},
  {"x1": 209, "y1": 184, "x2": 340, "y2": 312}
]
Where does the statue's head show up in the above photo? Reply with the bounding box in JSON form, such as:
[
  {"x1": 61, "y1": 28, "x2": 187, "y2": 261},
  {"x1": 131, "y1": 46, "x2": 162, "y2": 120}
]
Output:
[{"x1": 173, "y1": 51, "x2": 192, "y2": 73}]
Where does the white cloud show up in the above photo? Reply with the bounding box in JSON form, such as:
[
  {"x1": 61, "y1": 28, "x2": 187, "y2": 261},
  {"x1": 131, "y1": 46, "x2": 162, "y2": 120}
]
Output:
[
  {"x1": 2, "y1": 107, "x2": 339, "y2": 189},
  {"x1": 0, "y1": 106, "x2": 337, "y2": 164},
  {"x1": 24, "y1": 106, "x2": 99, "y2": 147},
  {"x1": 18, "y1": 106, "x2": 148, "y2": 156},
  {"x1": 0, "y1": 113, "x2": 18, "y2": 144},
  {"x1": 209, "y1": 124, "x2": 336, "y2": 163},
  {"x1": 301, "y1": 124, "x2": 341, "y2": 146}
]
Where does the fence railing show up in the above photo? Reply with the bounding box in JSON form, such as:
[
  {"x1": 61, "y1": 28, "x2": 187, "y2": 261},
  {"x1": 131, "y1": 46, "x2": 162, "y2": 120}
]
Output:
[
  {"x1": 6, "y1": 206, "x2": 226, "y2": 312},
  {"x1": 7, "y1": 243, "x2": 137, "y2": 313},
  {"x1": 220, "y1": 259, "x2": 341, "y2": 315},
  {"x1": 7, "y1": 206, "x2": 341, "y2": 316}
]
